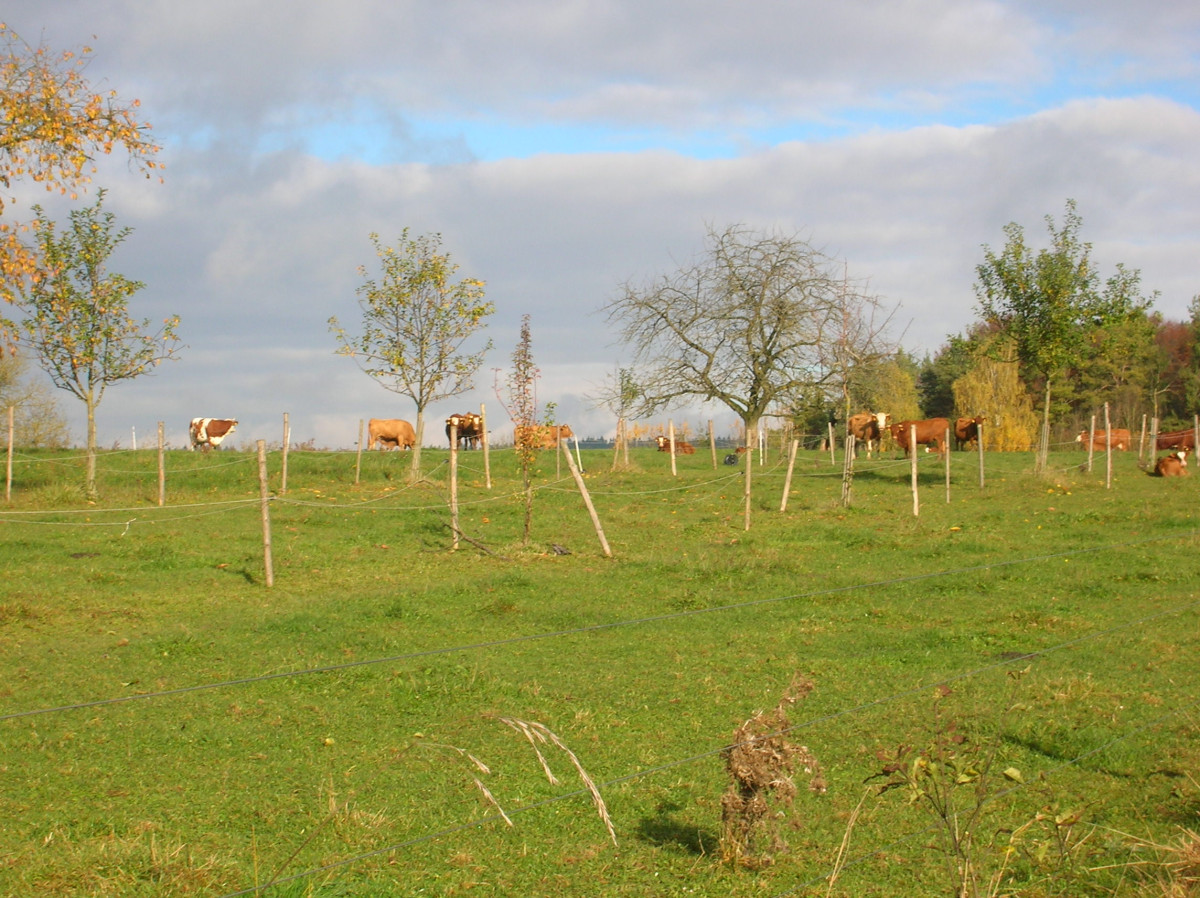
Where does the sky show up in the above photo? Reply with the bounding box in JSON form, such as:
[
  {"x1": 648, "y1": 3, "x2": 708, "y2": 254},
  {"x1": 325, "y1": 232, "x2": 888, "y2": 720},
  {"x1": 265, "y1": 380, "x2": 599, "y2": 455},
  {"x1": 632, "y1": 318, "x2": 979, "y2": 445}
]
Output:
[{"x1": 3, "y1": 1, "x2": 1199, "y2": 449}]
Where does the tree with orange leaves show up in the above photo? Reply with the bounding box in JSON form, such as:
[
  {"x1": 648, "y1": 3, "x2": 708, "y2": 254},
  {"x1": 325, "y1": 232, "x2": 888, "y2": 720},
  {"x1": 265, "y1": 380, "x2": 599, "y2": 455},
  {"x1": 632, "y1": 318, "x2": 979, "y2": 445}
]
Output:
[{"x1": 1, "y1": 23, "x2": 160, "y2": 307}]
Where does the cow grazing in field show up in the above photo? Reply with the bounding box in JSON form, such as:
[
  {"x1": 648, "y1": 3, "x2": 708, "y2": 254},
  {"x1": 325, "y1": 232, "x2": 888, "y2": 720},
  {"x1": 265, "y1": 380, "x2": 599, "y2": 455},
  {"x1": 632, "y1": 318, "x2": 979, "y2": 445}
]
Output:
[
  {"x1": 189, "y1": 418, "x2": 237, "y2": 451},
  {"x1": 446, "y1": 412, "x2": 484, "y2": 449},
  {"x1": 368, "y1": 418, "x2": 416, "y2": 451},
  {"x1": 954, "y1": 416, "x2": 985, "y2": 451},
  {"x1": 1152, "y1": 448, "x2": 1189, "y2": 477},
  {"x1": 1155, "y1": 429, "x2": 1197, "y2": 452},
  {"x1": 654, "y1": 435, "x2": 695, "y2": 454},
  {"x1": 1076, "y1": 428, "x2": 1131, "y2": 451},
  {"x1": 846, "y1": 412, "x2": 888, "y2": 457},
  {"x1": 889, "y1": 418, "x2": 951, "y2": 457},
  {"x1": 514, "y1": 423, "x2": 574, "y2": 450}
]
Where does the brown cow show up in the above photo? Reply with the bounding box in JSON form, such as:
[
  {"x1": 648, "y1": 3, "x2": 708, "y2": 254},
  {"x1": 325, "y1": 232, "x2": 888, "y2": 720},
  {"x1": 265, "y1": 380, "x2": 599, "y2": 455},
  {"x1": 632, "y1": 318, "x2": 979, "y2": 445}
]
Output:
[
  {"x1": 515, "y1": 423, "x2": 573, "y2": 450},
  {"x1": 189, "y1": 417, "x2": 237, "y2": 451},
  {"x1": 847, "y1": 412, "x2": 888, "y2": 457},
  {"x1": 1155, "y1": 429, "x2": 1197, "y2": 452},
  {"x1": 654, "y1": 435, "x2": 695, "y2": 454},
  {"x1": 889, "y1": 418, "x2": 950, "y2": 457},
  {"x1": 1076, "y1": 428, "x2": 1131, "y2": 451},
  {"x1": 954, "y1": 415, "x2": 984, "y2": 451},
  {"x1": 368, "y1": 418, "x2": 416, "y2": 450},
  {"x1": 446, "y1": 412, "x2": 484, "y2": 449},
  {"x1": 1152, "y1": 448, "x2": 1189, "y2": 477}
]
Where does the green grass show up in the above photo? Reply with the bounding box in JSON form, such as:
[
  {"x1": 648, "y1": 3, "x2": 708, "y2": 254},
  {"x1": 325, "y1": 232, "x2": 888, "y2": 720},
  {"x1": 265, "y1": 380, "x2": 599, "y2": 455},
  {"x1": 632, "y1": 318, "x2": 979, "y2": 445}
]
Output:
[{"x1": 1, "y1": 443, "x2": 1198, "y2": 896}]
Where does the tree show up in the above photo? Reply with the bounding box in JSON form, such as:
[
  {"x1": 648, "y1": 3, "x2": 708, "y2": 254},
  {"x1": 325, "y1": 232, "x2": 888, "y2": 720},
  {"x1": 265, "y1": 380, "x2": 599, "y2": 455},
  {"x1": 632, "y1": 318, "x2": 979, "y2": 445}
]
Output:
[
  {"x1": 498, "y1": 315, "x2": 538, "y2": 545},
  {"x1": 0, "y1": 351, "x2": 70, "y2": 447},
  {"x1": 605, "y1": 223, "x2": 890, "y2": 442},
  {"x1": 1, "y1": 24, "x2": 160, "y2": 310},
  {"x1": 974, "y1": 200, "x2": 1154, "y2": 472},
  {"x1": 15, "y1": 191, "x2": 181, "y2": 497},
  {"x1": 330, "y1": 230, "x2": 493, "y2": 480}
]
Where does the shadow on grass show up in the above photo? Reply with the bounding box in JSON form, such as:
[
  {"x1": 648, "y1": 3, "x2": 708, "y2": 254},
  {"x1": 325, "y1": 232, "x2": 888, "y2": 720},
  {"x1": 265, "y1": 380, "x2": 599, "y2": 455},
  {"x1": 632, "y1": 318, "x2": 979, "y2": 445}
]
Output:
[{"x1": 636, "y1": 800, "x2": 717, "y2": 856}]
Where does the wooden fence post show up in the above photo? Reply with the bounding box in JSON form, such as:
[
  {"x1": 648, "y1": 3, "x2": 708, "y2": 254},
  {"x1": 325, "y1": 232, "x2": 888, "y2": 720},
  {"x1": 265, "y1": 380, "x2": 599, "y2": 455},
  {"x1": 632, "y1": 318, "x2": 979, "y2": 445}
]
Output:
[
  {"x1": 944, "y1": 425, "x2": 951, "y2": 504},
  {"x1": 668, "y1": 420, "x2": 678, "y2": 477},
  {"x1": 841, "y1": 434, "x2": 855, "y2": 507},
  {"x1": 449, "y1": 422, "x2": 459, "y2": 550},
  {"x1": 257, "y1": 440, "x2": 274, "y2": 588},
  {"x1": 977, "y1": 420, "x2": 985, "y2": 489},
  {"x1": 1104, "y1": 402, "x2": 1113, "y2": 490},
  {"x1": 355, "y1": 419, "x2": 364, "y2": 484},
  {"x1": 708, "y1": 419, "x2": 716, "y2": 470},
  {"x1": 480, "y1": 402, "x2": 492, "y2": 490},
  {"x1": 157, "y1": 421, "x2": 165, "y2": 507},
  {"x1": 910, "y1": 423, "x2": 919, "y2": 517},
  {"x1": 744, "y1": 430, "x2": 754, "y2": 532},
  {"x1": 563, "y1": 443, "x2": 611, "y2": 557},
  {"x1": 280, "y1": 412, "x2": 290, "y2": 496},
  {"x1": 780, "y1": 439, "x2": 799, "y2": 512},
  {"x1": 5, "y1": 406, "x2": 12, "y2": 504}
]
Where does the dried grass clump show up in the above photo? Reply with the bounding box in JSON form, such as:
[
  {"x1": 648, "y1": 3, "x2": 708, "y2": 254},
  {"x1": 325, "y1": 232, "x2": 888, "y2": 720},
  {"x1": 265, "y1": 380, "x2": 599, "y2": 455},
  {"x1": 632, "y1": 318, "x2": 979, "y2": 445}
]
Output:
[{"x1": 720, "y1": 674, "x2": 825, "y2": 867}]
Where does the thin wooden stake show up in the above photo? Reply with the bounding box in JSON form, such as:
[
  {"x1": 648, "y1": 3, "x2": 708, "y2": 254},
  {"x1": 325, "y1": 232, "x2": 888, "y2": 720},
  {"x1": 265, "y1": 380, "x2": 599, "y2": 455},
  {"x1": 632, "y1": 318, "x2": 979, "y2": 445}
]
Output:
[
  {"x1": 910, "y1": 424, "x2": 919, "y2": 517},
  {"x1": 449, "y1": 422, "x2": 459, "y2": 550},
  {"x1": 562, "y1": 442, "x2": 611, "y2": 557},
  {"x1": 780, "y1": 439, "x2": 799, "y2": 512},
  {"x1": 5, "y1": 406, "x2": 13, "y2": 504},
  {"x1": 157, "y1": 421, "x2": 165, "y2": 507},
  {"x1": 280, "y1": 412, "x2": 290, "y2": 495},
  {"x1": 481, "y1": 402, "x2": 492, "y2": 489},
  {"x1": 257, "y1": 440, "x2": 274, "y2": 588},
  {"x1": 355, "y1": 419, "x2": 363, "y2": 485}
]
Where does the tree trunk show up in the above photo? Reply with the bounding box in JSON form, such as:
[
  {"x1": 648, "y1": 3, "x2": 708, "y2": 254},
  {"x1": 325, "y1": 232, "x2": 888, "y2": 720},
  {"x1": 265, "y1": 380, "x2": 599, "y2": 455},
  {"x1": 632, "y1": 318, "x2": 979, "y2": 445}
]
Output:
[
  {"x1": 1037, "y1": 382, "x2": 1052, "y2": 475},
  {"x1": 85, "y1": 394, "x2": 98, "y2": 500},
  {"x1": 410, "y1": 409, "x2": 425, "y2": 482}
]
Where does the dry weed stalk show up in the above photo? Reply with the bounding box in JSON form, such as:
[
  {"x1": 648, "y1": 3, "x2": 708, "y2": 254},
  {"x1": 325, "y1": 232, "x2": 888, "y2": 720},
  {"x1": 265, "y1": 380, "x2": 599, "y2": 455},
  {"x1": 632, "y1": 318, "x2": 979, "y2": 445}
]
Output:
[{"x1": 720, "y1": 674, "x2": 825, "y2": 867}]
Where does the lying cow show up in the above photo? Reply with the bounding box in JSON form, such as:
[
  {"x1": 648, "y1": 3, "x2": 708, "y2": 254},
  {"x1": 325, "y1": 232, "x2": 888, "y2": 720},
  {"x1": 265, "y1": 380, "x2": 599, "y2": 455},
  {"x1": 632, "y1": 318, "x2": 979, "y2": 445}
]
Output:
[
  {"x1": 847, "y1": 412, "x2": 888, "y2": 457},
  {"x1": 654, "y1": 435, "x2": 695, "y2": 454},
  {"x1": 514, "y1": 423, "x2": 573, "y2": 450},
  {"x1": 954, "y1": 415, "x2": 984, "y2": 451},
  {"x1": 1152, "y1": 448, "x2": 1189, "y2": 477},
  {"x1": 368, "y1": 418, "x2": 416, "y2": 451},
  {"x1": 1076, "y1": 428, "x2": 1131, "y2": 451},
  {"x1": 189, "y1": 417, "x2": 237, "y2": 451},
  {"x1": 889, "y1": 418, "x2": 950, "y2": 457},
  {"x1": 446, "y1": 412, "x2": 484, "y2": 449},
  {"x1": 1155, "y1": 429, "x2": 1197, "y2": 452}
]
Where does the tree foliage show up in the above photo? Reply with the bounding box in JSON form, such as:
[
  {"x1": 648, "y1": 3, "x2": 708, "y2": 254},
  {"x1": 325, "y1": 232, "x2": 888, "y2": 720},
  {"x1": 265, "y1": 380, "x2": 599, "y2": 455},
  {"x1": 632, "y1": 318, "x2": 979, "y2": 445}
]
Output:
[
  {"x1": 15, "y1": 190, "x2": 180, "y2": 496},
  {"x1": 1, "y1": 24, "x2": 160, "y2": 304},
  {"x1": 605, "y1": 224, "x2": 892, "y2": 436},
  {"x1": 0, "y1": 351, "x2": 69, "y2": 447},
  {"x1": 330, "y1": 229, "x2": 493, "y2": 479},
  {"x1": 974, "y1": 200, "x2": 1154, "y2": 470}
]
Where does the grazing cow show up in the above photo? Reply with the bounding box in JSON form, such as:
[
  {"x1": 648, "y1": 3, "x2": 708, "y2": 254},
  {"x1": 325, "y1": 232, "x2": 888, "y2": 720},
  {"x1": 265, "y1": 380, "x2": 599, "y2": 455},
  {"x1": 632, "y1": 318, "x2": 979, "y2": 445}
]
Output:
[
  {"x1": 654, "y1": 435, "x2": 696, "y2": 454},
  {"x1": 1152, "y1": 448, "x2": 1189, "y2": 477},
  {"x1": 954, "y1": 415, "x2": 985, "y2": 451},
  {"x1": 1076, "y1": 428, "x2": 1131, "y2": 451},
  {"x1": 446, "y1": 412, "x2": 484, "y2": 449},
  {"x1": 189, "y1": 417, "x2": 237, "y2": 451},
  {"x1": 1155, "y1": 429, "x2": 1197, "y2": 452},
  {"x1": 847, "y1": 412, "x2": 888, "y2": 457},
  {"x1": 888, "y1": 418, "x2": 951, "y2": 457},
  {"x1": 514, "y1": 423, "x2": 574, "y2": 450},
  {"x1": 368, "y1": 418, "x2": 416, "y2": 451}
]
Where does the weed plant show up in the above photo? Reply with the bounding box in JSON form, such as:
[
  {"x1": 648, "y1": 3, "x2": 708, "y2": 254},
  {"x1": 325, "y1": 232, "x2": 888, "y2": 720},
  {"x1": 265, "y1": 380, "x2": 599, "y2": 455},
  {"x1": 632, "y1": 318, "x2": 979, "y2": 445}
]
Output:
[{"x1": 0, "y1": 443, "x2": 1197, "y2": 895}]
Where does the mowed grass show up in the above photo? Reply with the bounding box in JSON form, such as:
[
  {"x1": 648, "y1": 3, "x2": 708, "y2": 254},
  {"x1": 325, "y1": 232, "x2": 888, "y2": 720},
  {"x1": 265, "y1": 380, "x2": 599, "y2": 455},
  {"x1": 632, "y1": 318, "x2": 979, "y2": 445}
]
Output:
[{"x1": 1, "y1": 442, "x2": 1198, "y2": 897}]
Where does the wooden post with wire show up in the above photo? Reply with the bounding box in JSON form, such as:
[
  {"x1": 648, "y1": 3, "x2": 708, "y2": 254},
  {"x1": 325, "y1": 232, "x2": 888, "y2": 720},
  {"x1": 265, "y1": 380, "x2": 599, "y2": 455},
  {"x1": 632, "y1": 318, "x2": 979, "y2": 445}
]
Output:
[
  {"x1": 449, "y1": 421, "x2": 460, "y2": 550},
  {"x1": 280, "y1": 412, "x2": 290, "y2": 495},
  {"x1": 157, "y1": 421, "x2": 165, "y2": 507},
  {"x1": 910, "y1": 423, "x2": 919, "y2": 517},
  {"x1": 355, "y1": 419, "x2": 364, "y2": 485},
  {"x1": 257, "y1": 440, "x2": 274, "y2": 588},
  {"x1": 480, "y1": 402, "x2": 492, "y2": 489},
  {"x1": 668, "y1": 420, "x2": 678, "y2": 477},
  {"x1": 944, "y1": 425, "x2": 951, "y2": 504},
  {"x1": 5, "y1": 406, "x2": 12, "y2": 504},
  {"x1": 562, "y1": 441, "x2": 611, "y2": 557},
  {"x1": 780, "y1": 439, "x2": 799, "y2": 512}
]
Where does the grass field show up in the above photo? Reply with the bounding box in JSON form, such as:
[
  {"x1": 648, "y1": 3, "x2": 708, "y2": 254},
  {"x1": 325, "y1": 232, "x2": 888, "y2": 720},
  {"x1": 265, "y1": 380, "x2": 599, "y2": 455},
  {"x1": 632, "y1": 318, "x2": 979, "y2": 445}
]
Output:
[{"x1": 1, "y1": 441, "x2": 1198, "y2": 897}]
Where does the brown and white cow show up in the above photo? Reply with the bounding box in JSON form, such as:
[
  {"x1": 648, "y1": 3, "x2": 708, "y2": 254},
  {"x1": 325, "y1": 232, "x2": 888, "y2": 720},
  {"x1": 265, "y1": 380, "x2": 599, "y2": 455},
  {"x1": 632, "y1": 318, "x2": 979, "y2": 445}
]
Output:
[
  {"x1": 189, "y1": 417, "x2": 237, "y2": 451},
  {"x1": 1076, "y1": 428, "x2": 1131, "y2": 451},
  {"x1": 446, "y1": 412, "x2": 484, "y2": 449},
  {"x1": 368, "y1": 418, "x2": 416, "y2": 451},
  {"x1": 514, "y1": 423, "x2": 573, "y2": 450},
  {"x1": 846, "y1": 412, "x2": 888, "y2": 457},
  {"x1": 954, "y1": 415, "x2": 985, "y2": 451},
  {"x1": 1155, "y1": 429, "x2": 1197, "y2": 452},
  {"x1": 653, "y1": 435, "x2": 695, "y2": 454},
  {"x1": 889, "y1": 418, "x2": 951, "y2": 457},
  {"x1": 1152, "y1": 448, "x2": 1189, "y2": 477}
]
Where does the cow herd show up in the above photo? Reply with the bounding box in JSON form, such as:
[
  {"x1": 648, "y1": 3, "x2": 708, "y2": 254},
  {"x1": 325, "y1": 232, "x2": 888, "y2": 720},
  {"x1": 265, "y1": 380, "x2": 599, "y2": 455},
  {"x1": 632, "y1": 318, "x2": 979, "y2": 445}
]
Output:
[{"x1": 185, "y1": 409, "x2": 1192, "y2": 478}]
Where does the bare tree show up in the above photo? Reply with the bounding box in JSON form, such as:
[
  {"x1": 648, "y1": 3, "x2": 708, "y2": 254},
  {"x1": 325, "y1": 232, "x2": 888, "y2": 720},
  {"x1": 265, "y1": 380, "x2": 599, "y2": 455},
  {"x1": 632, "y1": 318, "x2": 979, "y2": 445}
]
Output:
[{"x1": 604, "y1": 223, "x2": 893, "y2": 440}]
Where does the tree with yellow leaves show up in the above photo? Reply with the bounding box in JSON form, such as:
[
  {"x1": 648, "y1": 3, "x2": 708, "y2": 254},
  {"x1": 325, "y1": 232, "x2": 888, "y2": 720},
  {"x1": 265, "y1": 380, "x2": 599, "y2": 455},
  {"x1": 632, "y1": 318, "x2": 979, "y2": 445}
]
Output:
[{"x1": 1, "y1": 23, "x2": 160, "y2": 306}]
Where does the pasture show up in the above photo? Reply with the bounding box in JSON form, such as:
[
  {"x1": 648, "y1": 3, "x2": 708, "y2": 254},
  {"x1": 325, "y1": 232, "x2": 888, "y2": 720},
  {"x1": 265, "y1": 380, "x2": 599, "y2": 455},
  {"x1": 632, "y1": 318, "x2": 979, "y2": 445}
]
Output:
[{"x1": 1, "y1": 442, "x2": 1198, "y2": 897}]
